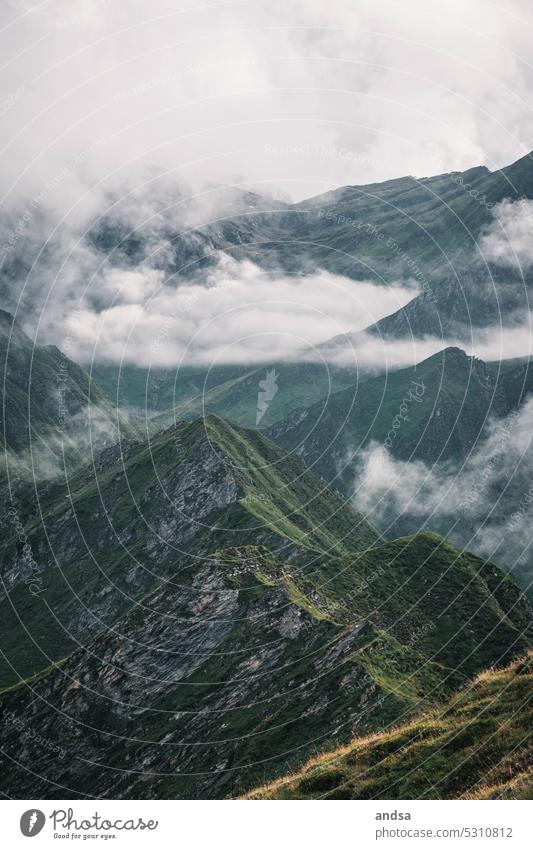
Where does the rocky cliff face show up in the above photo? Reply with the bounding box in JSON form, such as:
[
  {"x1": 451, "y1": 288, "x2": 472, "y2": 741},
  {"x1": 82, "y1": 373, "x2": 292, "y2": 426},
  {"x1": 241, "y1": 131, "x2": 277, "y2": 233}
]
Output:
[
  {"x1": 0, "y1": 548, "x2": 373, "y2": 798},
  {"x1": 0, "y1": 415, "x2": 378, "y2": 689}
]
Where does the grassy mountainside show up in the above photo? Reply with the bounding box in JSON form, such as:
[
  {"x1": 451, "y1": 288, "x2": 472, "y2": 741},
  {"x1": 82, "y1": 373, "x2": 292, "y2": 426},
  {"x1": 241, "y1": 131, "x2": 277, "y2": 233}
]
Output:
[
  {"x1": 0, "y1": 310, "x2": 141, "y2": 477},
  {"x1": 266, "y1": 347, "x2": 533, "y2": 600},
  {"x1": 285, "y1": 532, "x2": 531, "y2": 679},
  {"x1": 290, "y1": 153, "x2": 533, "y2": 279},
  {"x1": 91, "y1": 362, "x2": 254, "y2": 417},
  {"x1": 0, "y1": 414, "x2": 377, "y2": 688},
  {"x1": 82, "y1": 158, "x2": 533, "y2": 289},
  {"x1": 247, "y1": 652, "x2": 533, "y2": 800},
  {"x1": 2, "y1": 155, "x2": 533, "y2": 803},
  {"x1": 268, "y1": 347, "x2": 519, "y2": 488},
  {"x1": 149, "y1": 360, "x2": 356, "y2": 431},
  {"x1": 0, "y1": 533, "x2": 529, "y2": 799},
  {"x1": 82, "y1": 153, "x2": 533, "y2": 289},
  {"x1": 134, "y1": 153, "x2": 533, "y2": 282},
  {"x1": 106, "y1": 344, "x2": 532, "y2": 459},
  {"x1": 124, "y1": 346, "x2": 532, "y2": 491},
  {"x1": 92, "y1": 357, "x2": 358, "y2": 431}
]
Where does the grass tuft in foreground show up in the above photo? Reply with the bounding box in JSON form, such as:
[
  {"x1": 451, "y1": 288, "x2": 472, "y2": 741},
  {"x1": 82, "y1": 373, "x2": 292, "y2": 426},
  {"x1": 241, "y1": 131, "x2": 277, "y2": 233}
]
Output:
[{"x1": 245, "y1": 652, "x2": 533, "y2": 800}]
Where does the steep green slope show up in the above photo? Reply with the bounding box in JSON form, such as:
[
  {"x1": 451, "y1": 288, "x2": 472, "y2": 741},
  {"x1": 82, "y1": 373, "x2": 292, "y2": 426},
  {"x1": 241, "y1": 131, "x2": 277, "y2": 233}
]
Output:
[
  {"x1": 487, "y1": 357, "x2": 533, "y2": 411},
  {"x1": 122, "y1": 346, "x2": 531, "y2": 498},
  {"x1": 268, "y1": 347, "x2": 515, "y2": 491},
  {"x1": 0, "y1": 310, "x2": 141, "y2": 477},
  {"x1": 0, "y1": 534, "x2": 529, "y2": 799},
  {"x1": 0, "y1": 415, "x2": 377, "y2": 688},
  {"x1": 288, "y1": 532, "x2": 531, "y2": 679},
  {"x1": 79, "y1": 153, "x2": 533, "y2": 290},
  {"x1": 186, "y1": 154, "x2": 533, "y2": 282},
  {"x1": 247, "y1": 652, "x2": 533, "y2": 800},
  {"x1": 266, "y1": 348, "x2": 533, "y2": 601}
]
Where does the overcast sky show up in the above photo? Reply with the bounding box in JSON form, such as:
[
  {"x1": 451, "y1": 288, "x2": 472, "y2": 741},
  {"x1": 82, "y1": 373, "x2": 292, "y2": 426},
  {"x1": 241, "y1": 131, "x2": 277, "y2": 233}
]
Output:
[
  {"x1": 2, "y1": 0, "x2": 533, "y2": 368},
  {"x1": 1, "y1": 0, "x2": 533, "y2": 212}
]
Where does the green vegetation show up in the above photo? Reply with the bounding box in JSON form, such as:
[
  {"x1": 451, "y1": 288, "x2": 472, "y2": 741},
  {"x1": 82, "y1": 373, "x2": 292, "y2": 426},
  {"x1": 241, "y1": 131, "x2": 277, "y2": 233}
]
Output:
[
  {"x1": 1, "y1": 529, "x2": 529, "y2": 798},
  {"x1": 268, "y1": 347, "x2": 523, "y2": 488},
  {"x1": 0, "y1": 309, "x2": 142, "y2": 477},
  {"x1": 203, "y1": 154, "x2": 533, "y2": 281},
  {"x1": 94, "y1": 357, "x2": 357, "y2": 431},
  {"x1": 2, "y1": 151, "x2": 533, "y2": 799},
  {"x1": 247, "y1": 652, "x2": 533, "y2": 799},
  {"x1": 0, "y1": 414, "x2": 377, "y2": 688}
]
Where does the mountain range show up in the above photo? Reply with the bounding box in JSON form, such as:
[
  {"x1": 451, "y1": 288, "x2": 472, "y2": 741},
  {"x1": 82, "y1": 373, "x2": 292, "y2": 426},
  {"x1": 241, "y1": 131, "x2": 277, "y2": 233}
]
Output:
[{"x1": 1, "y1": 150, "x2": 533, "y2": 800}]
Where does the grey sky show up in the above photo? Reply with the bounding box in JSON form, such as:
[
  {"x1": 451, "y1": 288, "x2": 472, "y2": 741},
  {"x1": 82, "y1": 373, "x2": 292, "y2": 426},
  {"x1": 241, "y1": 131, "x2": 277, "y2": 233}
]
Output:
[{"x1": 1, "y1": 0, "x2": 533, "y2": 211}]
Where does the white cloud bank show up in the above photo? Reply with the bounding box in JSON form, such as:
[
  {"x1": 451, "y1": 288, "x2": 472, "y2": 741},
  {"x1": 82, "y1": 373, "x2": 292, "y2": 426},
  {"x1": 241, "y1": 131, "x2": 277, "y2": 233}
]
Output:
[
  {"x1": 3, "y1": 1, "x2": 533, "y2": 371},
  {"x1": 350, "y1": 398, "x2": 533, "y2": 571},
  {"x1": 479, "y1": 199, "x2": 533, "y2": 268},
  {"x1": 315, "y1": 316, "x2": 533, "y2": 374},
  {"x1": 52, "y1": 256, "x2": 416, "y2": 367}
]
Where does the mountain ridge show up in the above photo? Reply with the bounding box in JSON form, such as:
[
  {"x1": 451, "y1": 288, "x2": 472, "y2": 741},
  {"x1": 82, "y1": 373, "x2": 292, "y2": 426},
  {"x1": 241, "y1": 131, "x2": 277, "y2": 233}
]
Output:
[{"x1": 0, "y1": 530, "x2": 529, "y2": 799}]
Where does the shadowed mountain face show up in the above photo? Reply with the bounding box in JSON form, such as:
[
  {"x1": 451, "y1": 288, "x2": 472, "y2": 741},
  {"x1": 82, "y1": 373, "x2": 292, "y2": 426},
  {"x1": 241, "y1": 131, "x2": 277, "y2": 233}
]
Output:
[
  {"x1": 266, "y1": 347, "x2": 533, "y2": 599},
  {"x1": 0, "y1": 407, "x2": 530, "y2": 799},
  {"x1": 316, "y1": 260, "x2": 533, "y2": 357},
  {"x1": 267, "y1": 347, "x2": 527, "y2": 486},
  {"x1": 82, "y1": 152, "x2": 533, "y2": 287},
  {"x1": 25, "y1": 151, "x2": 533, "y2": 423},
  {"x1": 98, "y1": 151, "x2": 533, "y2": 357}
]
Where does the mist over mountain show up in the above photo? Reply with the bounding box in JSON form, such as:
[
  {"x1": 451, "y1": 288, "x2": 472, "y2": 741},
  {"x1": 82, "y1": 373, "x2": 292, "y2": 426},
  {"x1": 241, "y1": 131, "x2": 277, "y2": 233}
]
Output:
[
  {"x1": 1, "y1": 151, "x2": 533, "y2": 801},
  {"x1": 2, "y1": 152, "x2": 533, "y2": 381}
]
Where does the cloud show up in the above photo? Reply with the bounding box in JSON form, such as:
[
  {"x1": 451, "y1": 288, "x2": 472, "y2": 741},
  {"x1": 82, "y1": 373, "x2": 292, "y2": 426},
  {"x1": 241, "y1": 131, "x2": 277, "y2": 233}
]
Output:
[
  {"x1": 0, "y1": 0, "x2": 532, "y2": 220},
  {"x1": 311, "y1": 314, "x2": 533, "y2": 373},
  {"x1": 479, "y1": 199, "x2": 533, "y2": 267},
  {"x1": 1, "y1": 399, "x2": 129, "y2": 480},
  {"x1": 2, "y1": 1, "x2": 533, "y2": 371},
  {"x1": 39, "y1": 255, "x2": 416, "y2": 367},
  {"x1": 351, "y1": 442, "x2": 463, "y2": 527},
  {"x1": 349, "y1": 399, "x2": 533, "y2": 577}
]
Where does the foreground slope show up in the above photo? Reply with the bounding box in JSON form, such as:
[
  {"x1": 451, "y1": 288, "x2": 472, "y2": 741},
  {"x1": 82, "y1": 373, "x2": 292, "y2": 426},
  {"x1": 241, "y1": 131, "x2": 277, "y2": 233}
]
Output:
[
  {"x1": 247, "y1": 652, "x2": 533, "y2": 800},
  {"x1": 0, "y1": 534, "x2": 529, "y2": 799}
]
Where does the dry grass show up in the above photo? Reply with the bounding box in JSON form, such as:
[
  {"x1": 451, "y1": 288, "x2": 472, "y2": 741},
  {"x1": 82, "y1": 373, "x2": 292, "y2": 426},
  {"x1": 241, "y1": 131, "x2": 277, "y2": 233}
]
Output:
[{"x1": 243, "y1": 652, "x2": 533, "y2": 800}]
